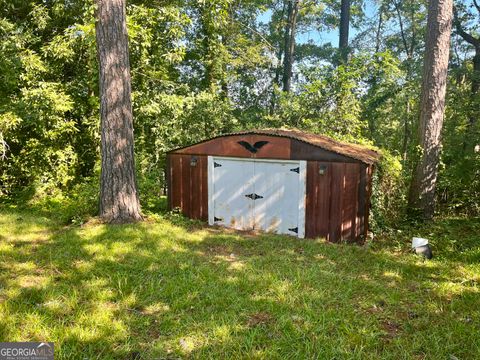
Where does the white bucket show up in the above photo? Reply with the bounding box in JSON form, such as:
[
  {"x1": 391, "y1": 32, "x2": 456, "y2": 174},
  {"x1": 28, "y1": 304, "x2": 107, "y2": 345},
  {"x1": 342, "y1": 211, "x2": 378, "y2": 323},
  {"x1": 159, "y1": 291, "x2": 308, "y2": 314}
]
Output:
[{"x1": 412, "y1": 237, "x2": 429, "y2": 249}]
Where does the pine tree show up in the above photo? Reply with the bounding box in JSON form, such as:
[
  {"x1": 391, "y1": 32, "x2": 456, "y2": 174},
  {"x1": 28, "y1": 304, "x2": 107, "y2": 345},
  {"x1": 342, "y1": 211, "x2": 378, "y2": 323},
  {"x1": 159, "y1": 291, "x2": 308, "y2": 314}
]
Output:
[
  {"x1": 408, "y1": 0, "x2": 453, "y2": 219},
  {"x1": 95, "y1": 0, "x2": 142, "y2": 223}
]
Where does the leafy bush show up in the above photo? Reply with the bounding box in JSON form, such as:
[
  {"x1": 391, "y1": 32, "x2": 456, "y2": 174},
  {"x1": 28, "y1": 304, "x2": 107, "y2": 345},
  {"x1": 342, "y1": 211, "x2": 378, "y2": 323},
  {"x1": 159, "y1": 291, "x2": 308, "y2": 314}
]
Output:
[
  {"x1": 163, "y1": 207, "x2": 204, "y2": 230},
  {"x1": 370, "y1": 150, "x2": 406, "y2": 232},
  {"x1": 7, "y1": 176, "x2": 100, "y2": 225}
]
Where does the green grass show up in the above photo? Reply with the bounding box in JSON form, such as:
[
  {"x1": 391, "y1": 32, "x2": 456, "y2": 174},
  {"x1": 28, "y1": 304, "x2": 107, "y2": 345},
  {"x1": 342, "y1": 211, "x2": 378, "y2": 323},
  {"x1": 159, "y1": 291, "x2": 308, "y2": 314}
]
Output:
[{"x1": 0, "y1": 205, "x2": 479, "y2": 359}]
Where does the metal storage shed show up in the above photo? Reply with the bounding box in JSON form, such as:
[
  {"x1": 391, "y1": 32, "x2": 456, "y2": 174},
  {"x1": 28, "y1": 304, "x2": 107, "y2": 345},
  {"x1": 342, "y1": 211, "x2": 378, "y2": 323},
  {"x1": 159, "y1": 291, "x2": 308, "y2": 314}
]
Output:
[{"x1": 166, "y1": 129, "x2": 380, "y2": 242}]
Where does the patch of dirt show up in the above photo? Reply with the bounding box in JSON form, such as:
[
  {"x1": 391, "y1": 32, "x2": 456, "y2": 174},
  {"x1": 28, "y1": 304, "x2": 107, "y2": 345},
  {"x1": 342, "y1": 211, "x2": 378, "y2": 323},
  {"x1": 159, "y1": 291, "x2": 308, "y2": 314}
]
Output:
[
  {"x1": 381, "y1": 319, "x2": 402, "y2": 339},
  {"x1": 204, "y1": 245, "x2": 232, "y2": 257},
  {"x1": 246, "y1": 312, "x2": 274, "y2": 327},
  {"x1": 201, "y1": 244, "x2": 249, "y2": 260}
]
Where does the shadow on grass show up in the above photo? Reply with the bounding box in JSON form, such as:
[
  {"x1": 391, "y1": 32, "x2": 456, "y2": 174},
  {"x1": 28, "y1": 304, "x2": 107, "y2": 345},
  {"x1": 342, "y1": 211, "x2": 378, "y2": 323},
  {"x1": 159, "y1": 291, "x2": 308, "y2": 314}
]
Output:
[{"x1": 0, "y1": 208, "x2": 479, "y2": 359}]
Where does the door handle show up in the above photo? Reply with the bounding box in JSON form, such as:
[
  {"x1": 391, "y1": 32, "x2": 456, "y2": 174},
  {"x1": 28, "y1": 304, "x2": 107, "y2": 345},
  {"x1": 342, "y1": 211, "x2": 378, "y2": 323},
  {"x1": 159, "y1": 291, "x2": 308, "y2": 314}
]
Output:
[{"x1": 245, "y1": 193, "x2": 263, "y2": 200}]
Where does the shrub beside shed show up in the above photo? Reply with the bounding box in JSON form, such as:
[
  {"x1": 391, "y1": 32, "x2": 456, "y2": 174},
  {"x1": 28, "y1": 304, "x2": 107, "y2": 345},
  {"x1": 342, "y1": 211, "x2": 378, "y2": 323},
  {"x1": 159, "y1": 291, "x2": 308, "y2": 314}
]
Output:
[{"x1": 166, "y1": 129, "x2": 380, "y2": 242}]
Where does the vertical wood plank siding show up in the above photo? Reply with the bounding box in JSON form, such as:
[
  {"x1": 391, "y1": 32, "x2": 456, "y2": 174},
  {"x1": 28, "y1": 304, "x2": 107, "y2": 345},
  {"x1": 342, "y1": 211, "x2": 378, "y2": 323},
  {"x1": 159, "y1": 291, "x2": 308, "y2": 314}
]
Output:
[
  {"x1": 341, "y1": 163, "x2": 360, "y2": 241},
  {"x1": 328, "y1": 163, "x2": 344, "y2": 242},
  {"x1": 168, "y1": 154, "x2": 208, "y2": 221},
  {"x1": 305, "y1": 162, "x2": 332, "y2": 240},
  {"x1": 305, "y1": 161, "x2": 364, "y2": 242}
]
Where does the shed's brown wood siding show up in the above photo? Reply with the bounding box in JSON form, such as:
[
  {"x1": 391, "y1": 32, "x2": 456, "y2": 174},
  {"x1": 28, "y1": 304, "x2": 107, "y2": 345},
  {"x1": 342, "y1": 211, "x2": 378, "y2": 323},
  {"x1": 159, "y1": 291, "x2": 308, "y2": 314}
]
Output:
[
  {"x1": 173, "y1": 135, "x2": 291, "y2": 159},
  {"x1": 168, "y1": 135, "x2": 375, "y2": 243},
  {"x1": 290, "y1": 140, "x2": 362, "y2": 163},
  {"x1": 305, "y1": 161, "x2": 365, "y2": 242},
  {"x1": 305, "y1": 162, "x2": 332, "y2": 240},
  {"x1": 168, "y1": 154, "x2": 208, "y2": 222},
  {"x1": 172, "y1": 135, "x2": 361, "y2": 163}
]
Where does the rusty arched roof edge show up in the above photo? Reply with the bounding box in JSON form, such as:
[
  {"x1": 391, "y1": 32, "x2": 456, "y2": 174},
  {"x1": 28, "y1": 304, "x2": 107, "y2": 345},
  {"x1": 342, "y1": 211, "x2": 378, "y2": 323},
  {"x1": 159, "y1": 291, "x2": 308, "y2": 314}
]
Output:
[{"x1": 167, "y1": 128, "x2": 381, "y2": 165}]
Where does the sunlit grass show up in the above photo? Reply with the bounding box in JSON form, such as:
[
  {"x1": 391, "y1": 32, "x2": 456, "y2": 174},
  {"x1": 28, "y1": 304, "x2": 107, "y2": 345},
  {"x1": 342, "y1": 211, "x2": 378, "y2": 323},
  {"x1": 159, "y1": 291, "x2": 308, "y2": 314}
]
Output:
[{"x1": 0, "y1": 205, "x2": 479, "y2": 359}]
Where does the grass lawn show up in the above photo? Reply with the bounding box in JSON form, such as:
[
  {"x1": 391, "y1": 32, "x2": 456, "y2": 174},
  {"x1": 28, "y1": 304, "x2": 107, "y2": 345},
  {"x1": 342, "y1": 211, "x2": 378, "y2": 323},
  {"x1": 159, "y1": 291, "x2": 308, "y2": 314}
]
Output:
[{"x1": 0, "y1": 205, "x2": 479, "y2": 359}]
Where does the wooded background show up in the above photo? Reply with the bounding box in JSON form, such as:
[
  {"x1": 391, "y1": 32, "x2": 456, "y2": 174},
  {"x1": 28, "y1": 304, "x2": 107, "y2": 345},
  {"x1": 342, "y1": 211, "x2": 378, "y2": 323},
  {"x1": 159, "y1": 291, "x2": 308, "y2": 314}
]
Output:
[{"x1": 0, "y1": 0, "x2": 478, "y2": 226}]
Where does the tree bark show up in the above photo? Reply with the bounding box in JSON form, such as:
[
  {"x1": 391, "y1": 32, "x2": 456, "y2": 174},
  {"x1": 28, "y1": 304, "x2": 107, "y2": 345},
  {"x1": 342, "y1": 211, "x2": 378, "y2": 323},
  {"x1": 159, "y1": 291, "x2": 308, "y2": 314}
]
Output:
[
  {"x1": 282, "y1": 0, "x2": 299, "y2": 92},
  {"x1": 408, "y1": 0, "x2": 453, "y2": 219},
  {"x1": 339, "y1": 0, "x2": 351, "y2": 63},
  {"x1": 95, "y1": 0, "x2": 142, "y2": 223}
]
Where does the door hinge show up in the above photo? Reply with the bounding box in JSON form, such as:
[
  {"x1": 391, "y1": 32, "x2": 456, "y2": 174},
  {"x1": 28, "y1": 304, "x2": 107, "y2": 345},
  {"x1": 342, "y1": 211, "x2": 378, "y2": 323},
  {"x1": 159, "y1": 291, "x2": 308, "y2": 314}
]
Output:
[
  {"x1": 214, "y1": 217, "x2": 223, "y2": 222},
  {"x1": 290, "y1": 167, "x2": 300, "y2": 173},
  {"x1": 245, "y1": 193, "x2": 264, "y2": 200},
  {"x1": 288, "y1": 227, "x2": 298, "y2": 234},
  {"x1": 214, "y1": 162, "x2": 222, "y2": 168}
]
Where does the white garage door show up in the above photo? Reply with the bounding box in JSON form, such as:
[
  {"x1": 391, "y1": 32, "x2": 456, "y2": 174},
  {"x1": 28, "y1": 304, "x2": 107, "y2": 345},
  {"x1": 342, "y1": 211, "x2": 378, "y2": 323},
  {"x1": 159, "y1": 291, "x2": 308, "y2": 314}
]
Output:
[{"x1": 208, "y1": 157, "x2": 306, "y2": 238}]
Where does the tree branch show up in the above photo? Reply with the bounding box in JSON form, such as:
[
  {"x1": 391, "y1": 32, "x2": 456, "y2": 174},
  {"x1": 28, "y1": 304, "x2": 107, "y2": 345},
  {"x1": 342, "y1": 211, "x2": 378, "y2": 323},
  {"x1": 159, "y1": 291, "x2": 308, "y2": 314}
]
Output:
[
  {"x1": 393, "y1": 0, "x2": 411, "y2": 58},
  {"x1": 453, "y1": 5, "x2": 480, "y2": 48},
  {"x1": 409, "y1": 1, "x2": 416, "y2": 58},
  {"x1": 473, "y1": 0, "x2": 480, "y2": 14}
]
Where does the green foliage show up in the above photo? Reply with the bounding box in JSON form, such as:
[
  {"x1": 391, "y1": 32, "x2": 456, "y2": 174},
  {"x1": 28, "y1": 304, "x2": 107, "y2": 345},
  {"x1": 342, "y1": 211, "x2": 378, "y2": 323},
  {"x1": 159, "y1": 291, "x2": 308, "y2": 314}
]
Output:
[
  {"x1": 265, "y1": 52, "x2": 404, "y2": 144},
  {"x1": 437, "y1": 67, "x2": 480, "y2": 215},
  {"x1": 135, "y1": 91, "x2": 236, "y2": 195},
  {"x1": 162, "y1": 207, "x2": 205, "y2": 230},
  {"x1": 370, "y1": 151, "x2": 406, "y2": 231},
  {"x1": 265, "y1": 62, "x2": 367, "y2": 140},
  {"x1": 1, "y1": 0, "x2": 478, "y2": 224},
  {"x1": 0, "y1": 1, "x2": 98, "y2": 198},
  {"x1": 5, "y1": 175, "x2": 99, "y2": 225}
]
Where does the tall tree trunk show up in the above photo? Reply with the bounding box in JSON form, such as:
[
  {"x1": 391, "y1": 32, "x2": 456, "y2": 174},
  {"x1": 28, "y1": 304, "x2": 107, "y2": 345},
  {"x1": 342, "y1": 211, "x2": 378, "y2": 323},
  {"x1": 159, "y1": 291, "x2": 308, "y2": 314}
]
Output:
[
  {"x1": 270, "y1": 1, "x2": 288, "y2": 114},
  {"x1": 408, "y1": 0, "x2": 453, "y2": 219},
  {"x1": 275, "y1": 0, "x2": 287, "y2": 88},
  {"x1": 95, "y1": 0, "x2": 142, "y2": 223},
  {"x1": 339, "y1": 0, "x2": 351, "y2": 63},
  {"x1": 201, "y1": 13, "x2": 214, "y2": 91},
  {"x1": 282, "y1": 0, "x2": 299, "y2": 92}
]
